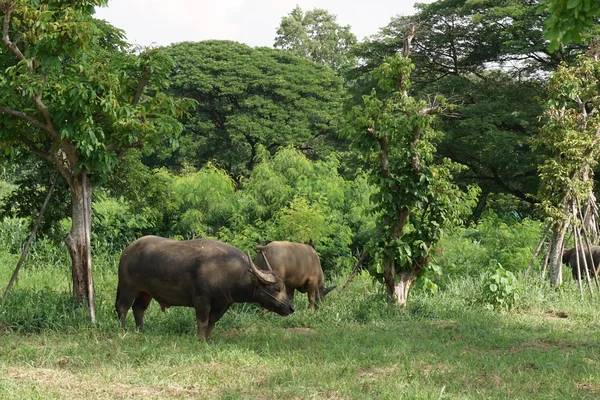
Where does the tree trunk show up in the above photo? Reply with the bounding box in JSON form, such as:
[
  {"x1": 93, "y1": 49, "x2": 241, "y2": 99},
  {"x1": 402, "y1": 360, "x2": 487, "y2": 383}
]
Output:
[
  {"x1": 383, "y1": 257, "x2": 396, "y2": 296},
  {"x1": 549, "y1": 215, "x2": 571, "y2": 286},
  {"x1": 393, "y1": 270, "x2": 419, "y2": 307},
  {"x1": 64, "y1": 172, "x2": 94, "y2": 315}
]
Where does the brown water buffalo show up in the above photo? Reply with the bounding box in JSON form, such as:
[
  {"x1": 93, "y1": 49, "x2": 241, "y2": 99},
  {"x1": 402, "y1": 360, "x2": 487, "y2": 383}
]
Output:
[
  {"x1": 254, "y1": 241, "x2": 335, "y2": 312},
  {"x1": 562, "y1": 245, "x2": 600, "y2": 280},
  {"x1": 115, "y1": 236, "x2": 294, "y2": 339}
]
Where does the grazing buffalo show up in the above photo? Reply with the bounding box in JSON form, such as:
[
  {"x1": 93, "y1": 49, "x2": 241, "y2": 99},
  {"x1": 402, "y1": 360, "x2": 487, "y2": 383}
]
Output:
[
  {"x1": 115, "y1": 236, "x2": 294, "y2": 339},
  {"x1": 254, "y1": 241, "x2": 336, "y2": 312},
  {"x1": 562, "y1": 245, "x2": 600, "y2": 280}
]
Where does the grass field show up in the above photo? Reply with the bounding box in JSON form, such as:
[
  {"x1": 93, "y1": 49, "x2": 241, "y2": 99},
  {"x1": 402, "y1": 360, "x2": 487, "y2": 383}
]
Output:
[{"x1": 1, "y1": 245, "x2": 600, "y2": 399}]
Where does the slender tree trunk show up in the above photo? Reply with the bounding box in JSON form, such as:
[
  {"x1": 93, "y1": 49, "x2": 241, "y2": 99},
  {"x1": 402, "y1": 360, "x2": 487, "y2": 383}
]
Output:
[
  {"x1": 64, "y1": 171, "x2": 94, "y2": 314},
  {"x1": 383, "y1": 257, "x2": 396, "y2": 296},
  {"x1": 383, "y1": 213, "x2": 408, "y2": 300},
  {"x1": 549, "y1": 215, "x2": 571, "y2": 286}
]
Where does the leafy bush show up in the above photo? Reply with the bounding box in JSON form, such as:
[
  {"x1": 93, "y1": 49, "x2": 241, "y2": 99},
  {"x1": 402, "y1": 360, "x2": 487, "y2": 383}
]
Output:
[
  {"x1": 223, "y1": 148, "x2": 373, "y2": 276},
  {"x1": 435, "y1": 212, "x2": 544, "y2": 280},
  {"x1": 481, "y1": 262, "x2": 520, "y2": 311},
  {"x1": 173, "y1": 163, "x2": 236, "y2": 237},
  {"x1": 92, "y1": 193, "x2": 155, "y2": 251},
  {"x1": 0, "y1": 217, "x2": 29, "y2": 254},
  {"x1": 0, "y1": 179, "x2": 16, "y2": 210}
]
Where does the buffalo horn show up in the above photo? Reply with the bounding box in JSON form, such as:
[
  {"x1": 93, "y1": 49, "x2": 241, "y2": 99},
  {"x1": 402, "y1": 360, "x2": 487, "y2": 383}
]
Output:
[
  {"x1": 260, "y1": 250, "x2": 273, "y2": 271},
  {"x1": 247, "y1": 252, "x2": 276, "y2": 284}
]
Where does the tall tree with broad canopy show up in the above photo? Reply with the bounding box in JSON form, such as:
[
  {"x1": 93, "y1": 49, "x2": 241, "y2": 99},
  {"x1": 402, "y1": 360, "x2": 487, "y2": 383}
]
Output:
[
  {"x1": 274, "y1": 6, "x2": 357, "y2": 71},
  {"x1": 161, "y1": 40, "x2": 346, "y2": 177},
  {"x1": 345, "y1": 29, "x2": 477, "y2": 305},
  {"x1": 0, "y1": 0, "x2": 192, "y2": 312}
]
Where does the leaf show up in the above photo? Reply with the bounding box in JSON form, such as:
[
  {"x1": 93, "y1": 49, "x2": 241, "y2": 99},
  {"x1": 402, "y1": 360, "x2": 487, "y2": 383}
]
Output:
[{"x1": 567, "y1": 0, "x2": 581, "y2": 9}]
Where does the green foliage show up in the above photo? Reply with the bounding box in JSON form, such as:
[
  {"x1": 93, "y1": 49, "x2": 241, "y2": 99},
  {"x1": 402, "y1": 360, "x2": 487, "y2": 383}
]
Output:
[
  {"x1": 346, "y1": 52, "x2": 477, "y2": 284},
  {"x1": 481, "y1": 262, "x2": 520, "y2": 311},
  {"x1": 219, "y1": 147, "x2": 368, "y2": 274},
  {"x1": 274, "y1": 6, "x2": 358, "y2": 71},
  {"x1": 105, "y1": 150, "x2": 180, "y2": 237},
  {"x1": 173, "y1": 163, "x2": 236, "y2": 237},
  {"x1": 0, "y1": 217, "x2": 29, "y2": 254},
  {"x1": 0, "y1": 179, "x2": 16, "y2": 211},
  {"x1": 541, "y1": 0, "x2": 600, "y2": 51},
  {"x1": 436, "y1": 213, "x2": 545, "y2": 279},
  {"x1": 0, "y1": 155, "x2": 70, "y2": 236},
  {"x1": 347, "y1": 0, "x2": 595, "y2": 220},
  {"x1": 161, "y1": 40, "x2": 346, "y2": 177},
  {"x1": 91, "y1": 193, "x2": 154, "y2": 251},
  {"x1": 534, "y1": 55, "x2": 600, "y2": 221},
  {"x1": 0, "y1": 2, "x2": 192, "y2": 183}
]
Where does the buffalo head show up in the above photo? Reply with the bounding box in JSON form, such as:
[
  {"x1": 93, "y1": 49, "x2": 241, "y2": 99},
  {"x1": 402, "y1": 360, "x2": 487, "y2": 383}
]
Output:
[{"x1": 247, "y1": 252, "x2": 294, "y2": 316}]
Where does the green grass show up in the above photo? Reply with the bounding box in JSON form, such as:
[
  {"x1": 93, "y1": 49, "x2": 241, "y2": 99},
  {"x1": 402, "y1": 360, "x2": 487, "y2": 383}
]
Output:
[{"x1": 1, "y1": 245, "x2": 600, "y2": 399}]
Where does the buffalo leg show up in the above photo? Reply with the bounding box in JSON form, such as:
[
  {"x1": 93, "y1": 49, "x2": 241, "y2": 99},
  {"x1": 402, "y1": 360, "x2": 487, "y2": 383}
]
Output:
[
  {"x1": 193, "y1": 298, "x2": 211, "y2": 340},
  {"x1": 307, "y1": 287, "x2": 317, "y2": 312},
  {"x1": 132, "y1": 293, "x2": 152, "y2": 332},
  {"x1": 206, "y1": 305, "x2": 229, "y2": 338},
  {"x1": 115, "y1": 288, "x2": 137, "y2": 330}
]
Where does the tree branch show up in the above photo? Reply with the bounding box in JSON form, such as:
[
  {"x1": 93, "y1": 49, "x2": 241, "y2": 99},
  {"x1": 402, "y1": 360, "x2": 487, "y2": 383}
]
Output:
[
  {"x1": 18, "y1": 135, "x2": 54, "y2": 162},
  {"x1": 132, "y1": 66, "x2": 151, "y2": 105},
  {"x1": 2, "y1": 3, "x2": 29, "y2": 70},
  {"x1": 0, "y1": 106, "x2": 51, "y2": 133},
  {"x1": 32, "y1": 74, "x2": 57, "y2": 134}
]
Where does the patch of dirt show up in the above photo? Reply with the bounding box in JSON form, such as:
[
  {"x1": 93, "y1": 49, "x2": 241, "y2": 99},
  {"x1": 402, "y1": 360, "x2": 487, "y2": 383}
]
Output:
[
  {"x1": 576, "y1": 382, "x2": 600, "y2": 394},
  {"x1": 541, "y1": 311, "x2": 569, "y2": 319},
  {"x1": 5, "y1": 367, "x2": 210, "y2": 399},
  {"x1": 476, "y1": 372, "x2": 501, "y2": 385}
]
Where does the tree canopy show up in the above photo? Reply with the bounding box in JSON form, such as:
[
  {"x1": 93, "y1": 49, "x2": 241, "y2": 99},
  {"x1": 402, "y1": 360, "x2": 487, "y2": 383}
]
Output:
[
  {"x1": 160, "y1": 40, "x2": 347, "y2": 177},
  {"x1": 274, "y1": 6, "x2": 358, "y2": 71}
]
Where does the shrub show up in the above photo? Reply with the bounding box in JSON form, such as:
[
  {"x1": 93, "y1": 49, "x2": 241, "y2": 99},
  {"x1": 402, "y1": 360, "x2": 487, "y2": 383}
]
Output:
[{"x1": 481, "y1": 262, "x2": 520, "y2": 311}]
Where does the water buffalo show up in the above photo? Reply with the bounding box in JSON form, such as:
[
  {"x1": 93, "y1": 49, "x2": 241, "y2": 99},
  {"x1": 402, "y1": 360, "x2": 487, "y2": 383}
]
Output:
[
  {"x1": 254, "y1": 241, "x2": 335, "y2": 312},
  {"x1": 115, "y1": 235, "x2": 294, "y2": 339},
  {"x1": 562, "y1": 245, "x2": 600, "y2": 280}
]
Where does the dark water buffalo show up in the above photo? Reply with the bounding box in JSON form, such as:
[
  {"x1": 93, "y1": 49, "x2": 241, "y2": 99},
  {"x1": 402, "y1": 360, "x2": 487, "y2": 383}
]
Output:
[
  {"x1": 115, "y1": 236, "x2": 294, "y2": 339},
  {"x1": 562, "y1": 246, "x2": 600, "y2": 280},
  {"x1": 254, "y1": 241, "x2": 335, "y2": 312}
]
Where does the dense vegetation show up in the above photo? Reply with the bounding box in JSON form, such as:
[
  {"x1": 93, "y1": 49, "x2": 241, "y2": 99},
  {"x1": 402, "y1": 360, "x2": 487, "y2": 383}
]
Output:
[{"x1": 2, "y1": 0, "x2": 600, "y2": 396}]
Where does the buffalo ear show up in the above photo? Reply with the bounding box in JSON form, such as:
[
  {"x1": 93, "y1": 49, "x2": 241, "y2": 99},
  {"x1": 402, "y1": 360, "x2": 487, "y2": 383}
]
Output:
[
  {"x1": 247, "y1": 252, "x2": 276, "y2": 285},
  {"x1": 322, "y1": 286, "x2": 336, "y2": 297}
]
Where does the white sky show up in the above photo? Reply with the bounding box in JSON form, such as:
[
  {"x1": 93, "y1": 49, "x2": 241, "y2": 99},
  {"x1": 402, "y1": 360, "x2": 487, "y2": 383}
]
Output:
[{"x1": 94, "y1": 1, "x2": 431, "y2": 48}]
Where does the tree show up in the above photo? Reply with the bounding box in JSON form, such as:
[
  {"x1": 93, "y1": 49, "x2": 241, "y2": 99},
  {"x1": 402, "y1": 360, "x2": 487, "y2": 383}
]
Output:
[
  {"x1": 274, "y1": 6, "x2": 357, "y2": 71},
  {"x1": 347, "y1": 0, "x2": 597, "y2": 219},
  {"x1": 0, "y1": 1, "x2": 192, "y2": 311},
  {"x1": 161, "y1": 40, "x2": 346, "y2": 177},
  {"x1": 345, "y1": 29, "x2": 477, "y2": 306},
  {"x1": 534, "y1": 54, "x2": 600, "y2": 286}
]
